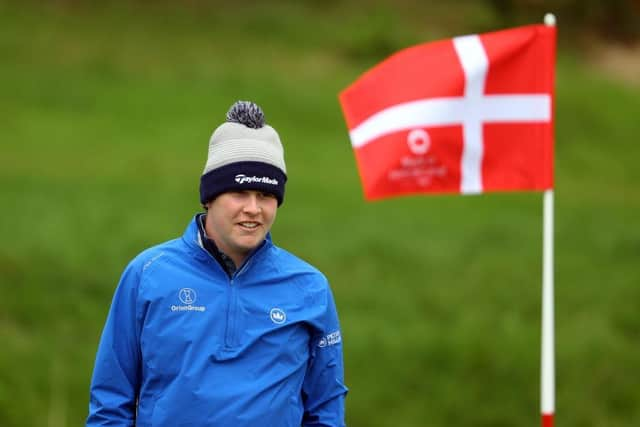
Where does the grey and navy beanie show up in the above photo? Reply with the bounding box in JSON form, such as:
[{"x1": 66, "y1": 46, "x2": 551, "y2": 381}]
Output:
[{"x1": 200, "y1": 101, "x2": 287, "y2": 206}]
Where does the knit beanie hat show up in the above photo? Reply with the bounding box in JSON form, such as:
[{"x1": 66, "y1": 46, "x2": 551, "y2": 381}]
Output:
[{"x1": 200, "y1": 101, "x2": 287, "y2": 206}]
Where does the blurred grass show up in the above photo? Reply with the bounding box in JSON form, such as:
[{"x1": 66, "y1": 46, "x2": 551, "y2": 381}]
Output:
[{"x1": 1, "y1": 1, "x2": 639, "y2": 426}]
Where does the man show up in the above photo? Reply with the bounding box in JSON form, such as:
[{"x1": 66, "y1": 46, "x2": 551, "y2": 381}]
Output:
[{"x1": 87, "y1": 101, "x2": 348, "y2": 426}]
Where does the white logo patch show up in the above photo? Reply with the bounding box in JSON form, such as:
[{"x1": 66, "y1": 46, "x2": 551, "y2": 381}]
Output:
[{"x1": 270, "y1": 308, "x2": 286, "y2": 324}]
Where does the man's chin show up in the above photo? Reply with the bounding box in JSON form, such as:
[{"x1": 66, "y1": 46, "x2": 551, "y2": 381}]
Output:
[{"x1": 235, "y1": 237, "x2": 263, "y2": 253}]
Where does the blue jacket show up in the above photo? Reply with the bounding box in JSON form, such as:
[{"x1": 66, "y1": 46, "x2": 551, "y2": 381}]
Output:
[{"x1": 87, "y1": 216, "x2": 347, "y2": 426}]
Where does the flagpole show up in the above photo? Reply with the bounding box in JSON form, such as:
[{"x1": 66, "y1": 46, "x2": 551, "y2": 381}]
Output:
[
  {"x1": 541, "y1": 14, "x2": 556, "y2": 427},
  {"x1": 541, "y1": 188, "x2": 555, "y2": 427}
]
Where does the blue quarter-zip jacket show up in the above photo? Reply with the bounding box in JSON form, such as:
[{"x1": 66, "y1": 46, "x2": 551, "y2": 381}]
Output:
[{"x1": 87, "y1": 216, "x2": 347, "y2": 426}]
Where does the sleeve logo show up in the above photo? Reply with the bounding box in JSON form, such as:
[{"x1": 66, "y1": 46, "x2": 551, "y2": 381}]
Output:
[{"x1": 318, "y1": 330, "x2": 341, "y2": 348}]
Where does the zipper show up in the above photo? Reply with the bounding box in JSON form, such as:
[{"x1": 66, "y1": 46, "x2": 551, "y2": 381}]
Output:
[
  {"x1": 223, "y1": 258, "x2": 253, "y2": 349},
  {"x1": 224, "y1": 278, "x2": 237, "y2": 348},
  {"x1": 195, "y1": 242, "x2": 237, "y2": 349},
  {"x1": 196, "y1": 234, "x2": 265, "y2": 351}
]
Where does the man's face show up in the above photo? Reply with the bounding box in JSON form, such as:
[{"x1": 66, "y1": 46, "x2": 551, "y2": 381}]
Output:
[{"x1": 205, "y1": 190, "x2": 278, "y2": 267}]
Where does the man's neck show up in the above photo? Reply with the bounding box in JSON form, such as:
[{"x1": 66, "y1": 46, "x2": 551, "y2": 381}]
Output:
[{"x1": 197, "y1": 213, "x2": 237, "y2": 276}]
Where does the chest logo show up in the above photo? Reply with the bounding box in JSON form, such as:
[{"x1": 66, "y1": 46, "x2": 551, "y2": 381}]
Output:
[
  {"x1": 179, "y1": 288, "x2": 197, "y2": 305},
  {"x1": 270, "y1": 308, "x2": 286, "y2": 324},
  {"x1": 172, "y1": 288, "x2": 206, "y2": 313}
]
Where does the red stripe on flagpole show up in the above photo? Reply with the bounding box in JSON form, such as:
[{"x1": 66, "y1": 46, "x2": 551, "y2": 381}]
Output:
[{"x1": 542, "y1": 413, "x2": 554, "y2": 427}]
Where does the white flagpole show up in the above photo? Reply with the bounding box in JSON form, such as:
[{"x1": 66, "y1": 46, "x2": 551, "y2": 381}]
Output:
[
  {"x1": 541, "y1": 188, "x2": 555, "y2": 427},
  {"x1": 541, "y1": 14, "x2": 556, "y2": 427}
]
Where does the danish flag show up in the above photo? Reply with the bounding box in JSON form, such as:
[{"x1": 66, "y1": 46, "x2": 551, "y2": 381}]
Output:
[{"x1": 339, "y1": 24, "x2": 556, "y2": 200}]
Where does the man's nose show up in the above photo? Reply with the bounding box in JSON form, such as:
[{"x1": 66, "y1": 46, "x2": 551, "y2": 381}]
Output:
[{"x1": 243, "y1": 193, "x2": 260, "y2": 214}]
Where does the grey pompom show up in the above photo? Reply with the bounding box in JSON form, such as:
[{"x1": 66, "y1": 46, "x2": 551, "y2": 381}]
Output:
[{"x1": 226, "y1": 100, "x2": 265, "y2": 129}]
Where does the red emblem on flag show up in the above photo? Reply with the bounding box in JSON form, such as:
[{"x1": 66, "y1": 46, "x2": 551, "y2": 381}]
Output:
[{"x1": 339, "y1": 24, "x2": 556, "y2": 200}]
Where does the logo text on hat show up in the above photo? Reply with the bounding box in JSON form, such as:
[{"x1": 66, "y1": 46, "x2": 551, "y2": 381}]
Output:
[{"x1": 234, "y1": 174, "x2": 279, "y2": 185}]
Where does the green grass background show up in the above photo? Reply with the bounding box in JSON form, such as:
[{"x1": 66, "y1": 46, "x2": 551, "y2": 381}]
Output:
[{"x1": 1, "y1": 1, "x2": 639, "y2": 426}]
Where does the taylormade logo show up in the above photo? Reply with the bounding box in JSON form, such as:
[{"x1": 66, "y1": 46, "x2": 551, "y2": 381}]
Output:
[{"x1": 234, "y1": 174, "x2": 278, "y2": 186}]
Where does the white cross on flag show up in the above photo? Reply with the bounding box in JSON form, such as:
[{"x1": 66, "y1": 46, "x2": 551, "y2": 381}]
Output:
[{"x1": 339, "y1": 24, "x2": 556, "y2": 200}]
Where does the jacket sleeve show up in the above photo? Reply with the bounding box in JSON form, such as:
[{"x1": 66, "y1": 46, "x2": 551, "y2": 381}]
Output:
[
  {"x1": 301, "y1": 285, "x2": 348, "y2": 427},
  {"x1": 86, "y1": 261, "x2": 142, "y2": 426}
]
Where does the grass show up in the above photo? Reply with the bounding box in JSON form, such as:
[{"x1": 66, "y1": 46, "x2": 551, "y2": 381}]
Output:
[{"x1": 1, "y1": 1, "x2": 639, "y2": 426}]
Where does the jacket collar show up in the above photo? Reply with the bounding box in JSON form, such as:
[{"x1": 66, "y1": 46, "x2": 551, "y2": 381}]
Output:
[{"x1": 182, "y1": 214, "x2": 273, "y2": 268}]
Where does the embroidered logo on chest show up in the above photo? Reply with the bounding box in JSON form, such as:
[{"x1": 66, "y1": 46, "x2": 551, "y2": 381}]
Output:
[
  {"x1": 171, "y1": 288, "x2": 206, "y2": 313},
  {"x1": 269, "y1": 308, "x2": 286, "y2": 324},
  {"x1": 179, "y1": 288, "x2": 197, "y2": 304}
]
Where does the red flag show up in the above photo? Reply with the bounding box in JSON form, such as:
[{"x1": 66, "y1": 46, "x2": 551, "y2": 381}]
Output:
[{"x1": 339, "y1": 24, "x2": 556, "y2": 200}]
